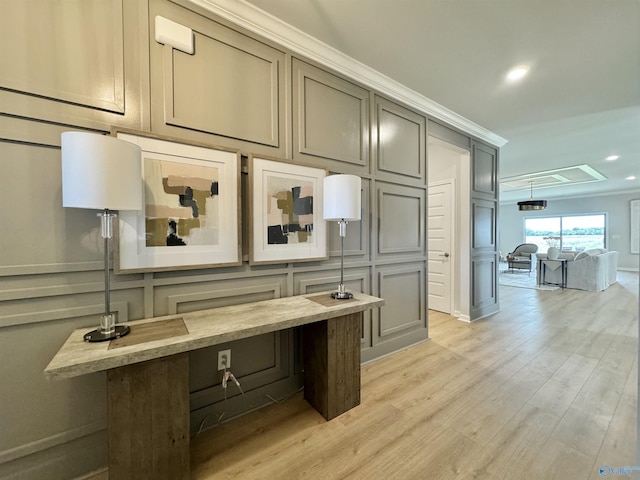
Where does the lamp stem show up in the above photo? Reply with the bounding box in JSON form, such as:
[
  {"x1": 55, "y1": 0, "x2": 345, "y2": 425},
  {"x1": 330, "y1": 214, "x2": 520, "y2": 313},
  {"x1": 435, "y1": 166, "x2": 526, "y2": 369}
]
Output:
[
  {"x1": 100, "y1": 209, "x2": 114, "y2": 316},
  {"x1": 104, "y1": 230, "x2": 111, "y2": 316},
  {"x1": 84, "y1": 209, "x2": 130, "y2": 342},
  {"x1": 331, "y1": 220, "x2": 353, "y2": 299},
  {"x1": 340, "y1": 229, "x2": 345, "y2": 287}
]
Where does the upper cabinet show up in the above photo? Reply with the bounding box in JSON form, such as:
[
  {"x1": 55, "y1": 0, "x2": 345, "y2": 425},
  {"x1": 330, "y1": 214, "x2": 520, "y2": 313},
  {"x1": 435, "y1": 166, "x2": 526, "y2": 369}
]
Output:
[
  {"x1": 373, "y1": 96, "x2": 426, "y2": 185},
  {"x1": 149, "y1": 0, "x2": 286, "y2": 154},
  {"x1": 291, "y1": 58, "x2": 370, "y2": 173}
]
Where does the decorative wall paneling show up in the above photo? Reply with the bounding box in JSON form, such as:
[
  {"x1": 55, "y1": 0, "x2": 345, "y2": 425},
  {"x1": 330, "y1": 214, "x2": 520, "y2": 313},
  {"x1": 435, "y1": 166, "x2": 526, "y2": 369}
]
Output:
[
  {"x1": 472, "y1": 198, "x2": 497, "y2": 253},
  {"x1": 470, "y1": 141, "x2": 500, "y2": 320},
  {"x1": 472, "y1": 142, "x2": 498, "y2": 199},
  {"x1": 149, "y1": 0, "x2": 287, "y2": 156},
  {"x1": 374, "y1": 96, "x2": 426, "y2": 185},
  {"x1": 470, "y1": 253, "x2": 499, "y2": 317},
  {"x1": 373, "y1": 262, "x2": 427, "y2": 356},
  {"x1": 376, "y1": 182, "x2": 426, "y2": 258},
  {"x1": 0, "y1": 0, "x2": 149, "y2": 132},
  {"x1": 0, "y1": 0, "x2": 499, "y2": 476},
  {"x1": 291, "y1": 58, "x2": 370, "y2": 174},
  {"x1": 189, "y1": 329, "x2": 297, "y2": 435}
]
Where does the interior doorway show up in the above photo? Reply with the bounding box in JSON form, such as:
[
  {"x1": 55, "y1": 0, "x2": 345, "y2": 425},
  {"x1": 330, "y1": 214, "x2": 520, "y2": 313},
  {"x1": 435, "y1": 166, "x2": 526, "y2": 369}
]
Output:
[{"x1": 427, "y1": 136, "x2": 471, "y2": 322}]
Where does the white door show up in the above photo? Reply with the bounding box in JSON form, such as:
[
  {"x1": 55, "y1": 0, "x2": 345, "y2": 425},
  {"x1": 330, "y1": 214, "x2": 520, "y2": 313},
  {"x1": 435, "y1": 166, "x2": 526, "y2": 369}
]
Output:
[{"x1": 428, "y1": 181, "x2": 453, "y2": 313}]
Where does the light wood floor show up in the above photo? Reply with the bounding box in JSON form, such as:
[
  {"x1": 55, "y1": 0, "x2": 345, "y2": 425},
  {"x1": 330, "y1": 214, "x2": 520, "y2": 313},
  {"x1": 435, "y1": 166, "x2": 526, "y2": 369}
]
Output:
[{"x1": 191, "y1": 272, "x2": 639, "y2": 480}]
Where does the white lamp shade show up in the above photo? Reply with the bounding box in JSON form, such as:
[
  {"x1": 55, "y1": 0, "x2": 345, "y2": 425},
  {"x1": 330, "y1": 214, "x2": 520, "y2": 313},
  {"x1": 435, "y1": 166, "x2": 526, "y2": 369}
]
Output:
[
  {"x1": 323, "y1": 174, "x2": 361, "y2": 221},
  {"x1": 61, "y1": 132, "x2": 142, "y2": 211}
]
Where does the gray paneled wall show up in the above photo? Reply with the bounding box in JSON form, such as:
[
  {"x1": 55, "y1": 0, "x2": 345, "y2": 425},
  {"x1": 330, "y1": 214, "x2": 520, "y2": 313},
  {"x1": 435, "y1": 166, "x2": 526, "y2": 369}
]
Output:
[
  {"x1": 0, "y1": 0, "x2": 497, "y2": 478},
  {"x1": 470, "y1": 142, "x2": 500, "y2": 319}
]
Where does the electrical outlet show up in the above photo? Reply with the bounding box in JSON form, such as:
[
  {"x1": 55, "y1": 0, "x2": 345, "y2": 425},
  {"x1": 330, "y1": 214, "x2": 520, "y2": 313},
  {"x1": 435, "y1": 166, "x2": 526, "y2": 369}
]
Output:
[{"x1": 217, "y1": 349, "x2": 231, "y2": 370}]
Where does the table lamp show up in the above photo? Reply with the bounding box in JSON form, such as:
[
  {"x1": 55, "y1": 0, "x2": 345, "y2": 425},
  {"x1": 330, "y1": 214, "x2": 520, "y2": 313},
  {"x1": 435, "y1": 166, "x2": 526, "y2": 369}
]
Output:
[
  {"x1": 61, "y1": 132, "x2": 142, "y2": 342},
  {"x1": 323, "y1": 174, "x2": 361, "y2": 299}
]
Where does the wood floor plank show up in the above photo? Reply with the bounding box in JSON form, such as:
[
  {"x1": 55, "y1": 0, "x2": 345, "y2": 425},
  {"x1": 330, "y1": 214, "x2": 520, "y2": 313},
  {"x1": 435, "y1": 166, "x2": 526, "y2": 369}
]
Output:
[
  {"x1": 589, "y1": 359, "x2": 639, "y2": 480},
  {"x1": 191, "y1": 272, "x2": 639, "y2": 480},
  {"x1": 519, "y1": 438, "x2": 593, "y2": 480}
]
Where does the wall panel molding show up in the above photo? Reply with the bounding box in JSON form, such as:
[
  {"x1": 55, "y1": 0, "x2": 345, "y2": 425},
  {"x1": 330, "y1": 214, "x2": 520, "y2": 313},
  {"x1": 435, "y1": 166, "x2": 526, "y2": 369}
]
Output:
[
  {"x1": 472, "y1": 142, "x2": 498, "y2": 198},
  {"x1": 377, "y1": 182, "x2": 425, "y2": 256},
  {"x1": 0, "y1": 0, "x2": 125, "y2": 113},
  {"x1": 471, "y1": 253, "x2": 498, "y2": 319},
  {"x1": 376, "y1": 263, "x2": 426, "y2": 340},
  {"x1": 374, "y1": 96, "x2": 426, "y2": 184},
  {"x1": 0, "y1": 422, "x2": 104, "y2": 466},
  {"x1": 150, "y1": 0, "x2": 286, "y2": 153},
  {"x1": 292, "y1": 58, "x2": 369, "y2": 168},
  {"x1": 0, "y1": 301, "x2": 129, "y2": 329},
  {"x1": 167, "y1": 283, "x2": 282, "y2": 315},
  {"x1": 472, "y1": 199, "x2": 497, "y2": 251},
  {"x1": 190, "y1": 0, "x2": 507, "y2": 148}
]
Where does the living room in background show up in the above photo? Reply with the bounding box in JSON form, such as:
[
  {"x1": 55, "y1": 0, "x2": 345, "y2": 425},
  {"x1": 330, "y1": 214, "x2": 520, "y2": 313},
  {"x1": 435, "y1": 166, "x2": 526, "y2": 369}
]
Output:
[{"x1": 524, "y1": 214, "x2": 606, "y2": 253}]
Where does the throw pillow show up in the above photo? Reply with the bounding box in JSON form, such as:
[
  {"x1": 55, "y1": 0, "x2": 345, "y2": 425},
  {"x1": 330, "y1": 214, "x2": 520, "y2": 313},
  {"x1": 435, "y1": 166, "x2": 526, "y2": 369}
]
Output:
[{"x1": 575, "y1": 251, "x2": 589, "y2": 261}]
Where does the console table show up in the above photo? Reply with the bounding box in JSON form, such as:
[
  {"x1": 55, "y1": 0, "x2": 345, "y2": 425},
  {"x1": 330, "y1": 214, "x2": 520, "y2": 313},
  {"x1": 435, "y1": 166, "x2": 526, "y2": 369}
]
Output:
[{"x1": 45, "y1": 292, "x2": 384, "y2": 479}]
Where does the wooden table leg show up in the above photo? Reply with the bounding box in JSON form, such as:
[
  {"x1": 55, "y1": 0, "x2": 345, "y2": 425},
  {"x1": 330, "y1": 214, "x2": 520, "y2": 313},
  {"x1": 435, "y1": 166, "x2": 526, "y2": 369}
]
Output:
[
  {"x1": 107, "y1": 353, "x2": 190, "y2": 479},
  {"x1": 302, "y1": 312, "x2": 362, "y2": 420}
]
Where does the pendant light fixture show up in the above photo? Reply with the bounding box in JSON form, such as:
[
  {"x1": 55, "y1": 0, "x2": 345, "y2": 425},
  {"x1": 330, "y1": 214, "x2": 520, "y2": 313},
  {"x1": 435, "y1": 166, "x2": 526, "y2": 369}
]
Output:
[{"x1": 517, "y1": 181, "x2": 547, "y2": 211}]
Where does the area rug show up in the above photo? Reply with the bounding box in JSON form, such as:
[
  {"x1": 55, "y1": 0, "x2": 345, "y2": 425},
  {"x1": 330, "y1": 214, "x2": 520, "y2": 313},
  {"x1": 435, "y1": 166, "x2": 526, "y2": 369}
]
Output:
[{"x1": 499, "y1": 268, "x2": 559, "y2": 291}]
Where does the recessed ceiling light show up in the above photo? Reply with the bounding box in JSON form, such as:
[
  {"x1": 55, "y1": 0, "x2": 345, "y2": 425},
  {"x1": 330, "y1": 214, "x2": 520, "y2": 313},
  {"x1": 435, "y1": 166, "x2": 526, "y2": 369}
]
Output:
[
  {"x1": 605, "y1": 155, "x2": 620, "y2": 161},
  {"x1": 626, "y1": 175, "x2": 636, "y2": 180},
  {"x1": 506, "y1": 66, "x2": 529, "y2": 82}
]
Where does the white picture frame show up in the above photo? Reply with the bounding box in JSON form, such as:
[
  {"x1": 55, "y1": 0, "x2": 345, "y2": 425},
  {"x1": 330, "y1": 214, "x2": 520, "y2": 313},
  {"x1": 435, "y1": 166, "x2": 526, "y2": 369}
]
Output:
[
  {"x1": 249, "y1": 155, "x2": 328, "y2": 265},
  {"x1": 114, "y1": 129, "x2": 241, "y2": 273}
]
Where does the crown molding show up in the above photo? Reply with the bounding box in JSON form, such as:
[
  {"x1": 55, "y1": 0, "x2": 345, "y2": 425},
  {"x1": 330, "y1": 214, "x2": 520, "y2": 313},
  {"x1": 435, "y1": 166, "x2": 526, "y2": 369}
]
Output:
[{"x1": 188, "y1": 0, "x2": 508, "y2": 148}]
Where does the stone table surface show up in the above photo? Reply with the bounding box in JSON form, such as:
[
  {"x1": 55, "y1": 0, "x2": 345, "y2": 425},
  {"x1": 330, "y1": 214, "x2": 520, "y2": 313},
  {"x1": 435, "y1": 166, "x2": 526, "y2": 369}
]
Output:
[{"x1": 45, "y1": 292, "x2": 384, "y2": 380}]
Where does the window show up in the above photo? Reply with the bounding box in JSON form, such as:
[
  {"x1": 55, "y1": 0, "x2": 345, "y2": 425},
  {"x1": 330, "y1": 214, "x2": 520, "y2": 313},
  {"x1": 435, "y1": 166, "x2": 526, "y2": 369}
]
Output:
[{"x1": 524, "y1": 214, "x2": 606, "y2": 252}]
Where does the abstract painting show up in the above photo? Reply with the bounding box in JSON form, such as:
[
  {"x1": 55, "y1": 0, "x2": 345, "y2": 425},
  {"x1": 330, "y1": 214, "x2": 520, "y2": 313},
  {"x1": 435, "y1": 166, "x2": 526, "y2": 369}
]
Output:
[
  {"x1": 249, "y1": 155, "x2": 327, "y2": 264},
  {"x1": 114, "y1": 129, "x2": 241, "y2": 272}
]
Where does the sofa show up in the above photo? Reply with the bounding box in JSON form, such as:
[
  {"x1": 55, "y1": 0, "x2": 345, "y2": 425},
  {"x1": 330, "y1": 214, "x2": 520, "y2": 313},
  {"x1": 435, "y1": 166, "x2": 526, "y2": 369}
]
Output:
[{"x1": 536, "y1": 248, "x2": 618, "y2": 291}]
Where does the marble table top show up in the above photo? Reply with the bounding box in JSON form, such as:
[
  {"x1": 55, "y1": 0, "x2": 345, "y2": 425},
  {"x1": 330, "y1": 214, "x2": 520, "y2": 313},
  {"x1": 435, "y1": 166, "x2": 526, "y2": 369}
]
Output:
[{"x1": 45, "y1": 292, "x2": 384, "y2": 380}]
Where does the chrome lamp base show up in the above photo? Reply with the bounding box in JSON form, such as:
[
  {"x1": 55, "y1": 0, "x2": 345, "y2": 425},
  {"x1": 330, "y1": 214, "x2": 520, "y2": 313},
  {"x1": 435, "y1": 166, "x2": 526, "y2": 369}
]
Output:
[
  {"x1": 84, "y1": 312, "x2": 130, "y2": 343},
  {"x1": 84, "y1": 324, "x2": 131, "y2": 343},
  {"x1": 331, "y1": 284, "x2": 353, "y2": 300}
]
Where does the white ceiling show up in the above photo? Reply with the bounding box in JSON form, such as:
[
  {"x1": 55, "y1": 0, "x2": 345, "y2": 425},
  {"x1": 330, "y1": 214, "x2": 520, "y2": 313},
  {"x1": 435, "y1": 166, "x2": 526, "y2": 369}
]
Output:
[{"x1": 222, "y1": 0, "x2": 640, "y2": 203}]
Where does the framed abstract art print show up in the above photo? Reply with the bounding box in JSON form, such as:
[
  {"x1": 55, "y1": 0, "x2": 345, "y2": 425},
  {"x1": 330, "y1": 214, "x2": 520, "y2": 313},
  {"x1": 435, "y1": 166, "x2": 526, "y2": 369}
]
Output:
[
  {"x1": 249, "y1": 155, "x2": 327, "y2": 265},
  {"x1": 114, "y1": 129, "x2": 241, "y2": 273}
]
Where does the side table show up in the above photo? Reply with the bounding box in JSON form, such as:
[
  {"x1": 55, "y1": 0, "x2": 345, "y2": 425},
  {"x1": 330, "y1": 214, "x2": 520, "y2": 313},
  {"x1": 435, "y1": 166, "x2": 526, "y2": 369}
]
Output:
[{"x1": 538, "y1": 258, "x2": 568, "y2": 288}]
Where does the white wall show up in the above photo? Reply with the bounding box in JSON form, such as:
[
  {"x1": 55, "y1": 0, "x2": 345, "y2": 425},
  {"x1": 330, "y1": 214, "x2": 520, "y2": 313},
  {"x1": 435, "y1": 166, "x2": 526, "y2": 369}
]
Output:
[
  {"x1": 428, "y1": 138, "x2": 471, "y2": 320},
  {"x1": 499, "y1": 191, "x2": 640, "y2": 271}
]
